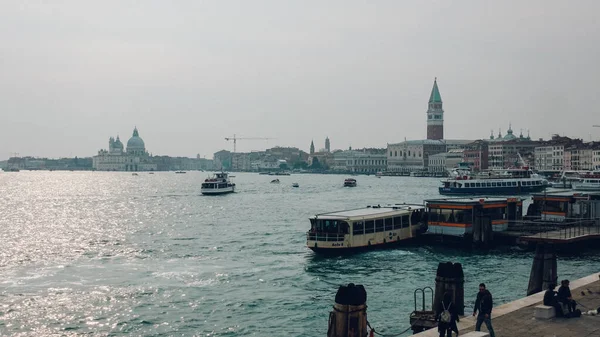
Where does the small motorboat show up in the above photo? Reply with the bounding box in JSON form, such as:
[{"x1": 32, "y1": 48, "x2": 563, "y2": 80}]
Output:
[
  {"x1": 132, "y1": 173, "x2": 138, "y2": 176},
  {"x1": 149, "y1": 172, "x2": 154, "y2": 174},
  {"x1": 344, "y1": 178, "x2": 357, "y2": 187},
  {"x1": 175, "y1": 171, "x2": 186, "y2": 174},
  {"x1": 292, "y1": 183, "x2": 299, "y2": 188},
  {"x1": 271, "y1": 179, "x2": 280, "y2": 183}
]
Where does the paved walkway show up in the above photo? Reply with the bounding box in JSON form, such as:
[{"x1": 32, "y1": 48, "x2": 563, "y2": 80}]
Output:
[{"x1": 410, "y1": 272, "x2": 600, "y2": 337}]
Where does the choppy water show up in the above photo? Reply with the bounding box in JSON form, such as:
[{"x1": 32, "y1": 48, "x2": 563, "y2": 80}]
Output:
[{"x1": 1, "y1": 171, "x2": 599, "y2": 336}]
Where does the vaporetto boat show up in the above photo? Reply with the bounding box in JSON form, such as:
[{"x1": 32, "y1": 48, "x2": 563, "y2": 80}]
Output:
[
  {"x1": 572, "y1": 176, "x2": 600, "y2": 191},
  {"x1": 306, "y1": 204, "x2": 426, "y2": 253},
  {"x1": 439, "y1": 168, "x2": 548, "y2": 195},
  {"x1": 201, "y1": 172, "x2": 235, "y2": 195}
]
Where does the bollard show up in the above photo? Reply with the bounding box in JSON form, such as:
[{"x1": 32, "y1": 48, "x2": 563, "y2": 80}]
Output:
[{"x1": 328, "y1": 283, "x2": 368, "y2": 337}]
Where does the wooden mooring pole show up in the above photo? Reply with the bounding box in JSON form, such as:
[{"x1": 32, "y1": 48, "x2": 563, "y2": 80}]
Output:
[{"x1": 527, "y1": 243, "x2": 557, "y2": 296}]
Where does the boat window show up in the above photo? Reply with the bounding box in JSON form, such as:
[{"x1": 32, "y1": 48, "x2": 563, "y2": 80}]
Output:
[
  {"x1": 513, "y1": 182, "x2": 518, "y2": 186},
  {"x1": 465, "y1": 183, "x2": 470, "y2": 188},
  {"x1": 385, "y1": 217, "x2": 393, "y2": 231},
  {"x1": 365, "y1": 220, "x2": 375, "y2": 234},
  {"x1": 375, "y1": 219, "x2": 384, "y2": 232},
  {"x1": 402, "y1": 215, "x2": 410, "y2": 228},
  {"x1": 393, "y1": 216, "x2": 402, "y2": 229},
  {"x1": 476, "y1": 183, "x2": 481, "y2": 187},
  {"x1": 482, "y1": 207, "x2": 506, "y2": 221},
  {"x1": 353, "y1": 221, "x2": 364, "y2": 235}
]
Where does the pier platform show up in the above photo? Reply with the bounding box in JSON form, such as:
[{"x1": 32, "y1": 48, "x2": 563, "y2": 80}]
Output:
[
  {"x1": 519, "y1": 226, "x2": 600, "y2": 244},
  {"x1": 409, "y1": 272, "x2": 600, "y2": 337}
]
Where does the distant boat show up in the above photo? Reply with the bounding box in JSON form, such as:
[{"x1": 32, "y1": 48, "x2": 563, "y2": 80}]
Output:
[
  {"x1": 344, "y1": 178, "x2": 357, "y2": 187},
  {"x1": 175, "y1": 171, "x2": 186, "y2": 174},
  {"x1": 132, "y1": 173, "x2": 138, "y2": 176},
  {"x1": 201, "y1": 172, "x2": 235, "y2": 195},
  {"x1": 271, "y1": 179, "x2": 280, "y2": 184},
  {"x1": 292, "y1": 183, "x2": 299, "y2": 188},
  {"x1": 149, "y1": 172, "x2": 154, "y2": 174}
]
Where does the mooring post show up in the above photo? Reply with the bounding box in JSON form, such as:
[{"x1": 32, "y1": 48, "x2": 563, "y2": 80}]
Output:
[
  {"x1": 327, "y1": 283, "x2": 368, "y2": 337},
  {"x1": 541, "y1": 244, "x2": 557, "y2": 291},
  {"x1": 527, "y1": 243, "x2": 545, "y2": 295},
  {"x1": 434, "y1": 262, "x2": 465, "y2": 316}
]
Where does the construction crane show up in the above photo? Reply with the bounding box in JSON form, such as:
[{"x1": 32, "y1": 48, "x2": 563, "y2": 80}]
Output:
[{"x1": 224, "y1": 134, "x2": 275, "y2": 152}]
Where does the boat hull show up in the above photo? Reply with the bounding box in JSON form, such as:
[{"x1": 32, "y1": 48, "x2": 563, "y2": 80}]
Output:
[
  {"x1": 571, "y1": 184, "x2": 600, "y2": 191},
  {"x1": 439, "y1": 185, "x2": 547, "y2": 195},
  {"x1": 201, "y1": 187, "x2": 235, "y2": 195},
  {"x1": 307, "y1": 237, "x2": 416, "y2": 254}
]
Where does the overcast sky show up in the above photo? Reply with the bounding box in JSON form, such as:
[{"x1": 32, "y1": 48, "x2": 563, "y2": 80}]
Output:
[{"x1": 1, "y1": 1, "x2": 599, "y2": 159}]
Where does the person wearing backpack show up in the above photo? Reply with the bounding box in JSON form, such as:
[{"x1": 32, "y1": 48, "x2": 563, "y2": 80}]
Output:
[
  {"x1": 437, "y1": 292, "x2": 459, "y2": 337},
  {"x1": 473, "y1": 283, "x2": 495, "y2": 337}
]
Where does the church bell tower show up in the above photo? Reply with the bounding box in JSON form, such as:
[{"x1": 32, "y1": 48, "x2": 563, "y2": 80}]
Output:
[{"x1": 426, "y1": 78, "x2": 444, "y2": 140}]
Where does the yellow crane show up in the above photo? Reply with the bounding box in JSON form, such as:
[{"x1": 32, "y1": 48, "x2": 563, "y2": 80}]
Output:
[{"x1": 224, "y1": 134, "x2": 275, "y2": 152}]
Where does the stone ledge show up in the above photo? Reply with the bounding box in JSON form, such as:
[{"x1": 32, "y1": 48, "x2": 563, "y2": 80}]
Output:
[{"x1": 533, "y1": 305, "x2": 555, "y2": 319}]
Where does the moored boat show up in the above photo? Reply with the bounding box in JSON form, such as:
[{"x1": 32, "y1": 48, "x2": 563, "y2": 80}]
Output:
[
  {"x1": 439, "y1": 167, "x2": 548, "y2": 195},
  {"x1": 344, "y1": 178, "x2": 357, "y2": 187},
  {"x1": 271, "y1": 179, "x2": 280, "y2": 183},
  {"x1": 292, "y1": 182, "x2": 299, "y2": 188},
  {"x1": 306, "y1": 204, "x2": 426, "y2": 253},
  {"x1": 201, "y1": 172, "x2": 235, "y2": 195},
  {"x1": 571, "y1": 176, "x2": 600, "y2": 191}
]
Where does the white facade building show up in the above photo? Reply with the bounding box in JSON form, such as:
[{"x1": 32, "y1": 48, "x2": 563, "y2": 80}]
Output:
[
  {"x1": 93, "y1": 127, "x2": 157, "y2": 171},
  {"x1": 428, "y1": 149, "x2": 464, "y2": 173},
  {"x1": 387, "y1": 140, "x2": 446, "y2": 173},
  {"x1": 332, "y1": 150, "x2": 387, "y2": 173}
]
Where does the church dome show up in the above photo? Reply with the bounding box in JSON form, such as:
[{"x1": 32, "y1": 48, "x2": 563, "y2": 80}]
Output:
[
  {"x1": 114, "y1": 136, "x2": 124, "y2": 149},
  {"x1": 127, "y1": 127, "x2": 145, "y2": 151},
  {"x1": 503, "y1": 124, "x2": 517, "y2": 140}
]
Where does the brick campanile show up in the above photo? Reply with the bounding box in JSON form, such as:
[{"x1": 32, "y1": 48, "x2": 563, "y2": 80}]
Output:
[{"x1": 426, "y1": 78, "x2": 444, "y2": 140}]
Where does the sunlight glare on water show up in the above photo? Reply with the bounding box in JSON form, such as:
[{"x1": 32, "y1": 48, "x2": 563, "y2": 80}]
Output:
[{"x1": 1, "y1": 171, "x2": 599, "y2": 336}]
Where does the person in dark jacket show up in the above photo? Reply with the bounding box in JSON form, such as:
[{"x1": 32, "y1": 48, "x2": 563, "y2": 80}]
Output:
[
  {"x1": 473, "y1": 283, "x2": 495, "y2": 337},
  {"x1": 557, "y1": 279, "x2": 576, "y2": 313},
  {"x1": 437, "y1": 292, "x2": 459, "y2": 337},
  {"x1": 543, "y1": 284, "x2": 563, "y2": 317}
]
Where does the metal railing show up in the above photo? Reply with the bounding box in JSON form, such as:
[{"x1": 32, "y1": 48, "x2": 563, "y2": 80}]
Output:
[
  {"x1": 306, "y1": 232, "x2": 345, "y2": 242},
  {"x1": 509, "y1": 217, "x2": 600, "y2": 240}
]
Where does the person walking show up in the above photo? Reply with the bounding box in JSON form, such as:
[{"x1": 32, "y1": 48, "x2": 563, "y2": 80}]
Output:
[
  {"x1": 437, "y1": 292, "x2": 459, "y2": 337},
  {"x1": 473, "y1": 283, "x2": 495, "y2": 337}
]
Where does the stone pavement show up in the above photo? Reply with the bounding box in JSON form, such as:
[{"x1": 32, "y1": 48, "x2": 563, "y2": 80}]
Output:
[{"x1": 410, "y1": 272, "x2": 600, "y2": 337}]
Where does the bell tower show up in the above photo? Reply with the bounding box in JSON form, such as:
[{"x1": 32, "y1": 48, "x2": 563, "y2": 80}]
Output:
[{"x1": 426, "y1": 78, "x2": 444, "y2": 140}]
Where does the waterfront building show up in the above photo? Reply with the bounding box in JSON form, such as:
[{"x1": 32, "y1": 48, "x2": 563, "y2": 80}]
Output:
[
  {"x1": 564, "y1": 143, "x2": 600, "y2": 171},
  {"x1": 426, "y1": 78, "x2": 444, "y2": 140},
  {"x1": 488, "y1": 139, "x2": 538, "y2": 170},
  {"x1": 387, "y1": 140, "x2": 446, "y2": 173},
  {"x1": 428, "y1": 149, "x2": 464, "y2": 173},
  {"x1": 213, "y1": 150, "x2": 232, "y2": 170},
  {"x1": 533, "y1": 135, "x2": 582, "y2": 171},
  {"x1": 332, "y1": 149, "x2": 387, "y2": 173},
  {"x1": 93, "y1": 127, "x2": 157, "y2": 171},
  {"x1": 462, "y1": 140, "x2": 489, "y2": 172}
]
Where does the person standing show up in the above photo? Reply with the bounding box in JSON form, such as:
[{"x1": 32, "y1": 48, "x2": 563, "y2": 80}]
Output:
[
  {"x1": 437, "y1": 292, "x2": 459, "y2": 337},
  {"x1": 473, "y1": 283, "x2": 495, "y2": 337}
]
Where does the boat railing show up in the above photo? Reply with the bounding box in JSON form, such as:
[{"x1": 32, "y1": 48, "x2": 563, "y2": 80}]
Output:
[
  {"x1": 306, "y1": 232, "x2": 345, "y2": 242},
  {"x1": 510, "y1": 218, "x2": 600, "y2": 238}
]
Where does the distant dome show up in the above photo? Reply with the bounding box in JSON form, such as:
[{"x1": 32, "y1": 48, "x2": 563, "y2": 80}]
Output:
[
  {"x1": 114, "y1": 136, "x2": 124, "y2": 149},
  {"x1": 127, "y1": 127, "x2": 145, "y2": 151},
  {"x1": 503, "y1": 124, "x2": 517, "y2": 140}
]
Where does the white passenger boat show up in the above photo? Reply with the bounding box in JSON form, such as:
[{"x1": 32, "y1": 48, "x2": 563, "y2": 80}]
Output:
[
  {"x1": 439, "y1": 167, "x2": 548, "y2": 195},
  {"x1": 201, "y1": 172, "x2": 235, "y2": 195},
  {"x1": 572, "y1": 176, "x2": 600, "y2": 191},
  {"x1": 292, "y1": 183, "x2": 299, "y2": 188},
  {"x1": 306, "y1": 204, "x2": 425, "y2": 253}
]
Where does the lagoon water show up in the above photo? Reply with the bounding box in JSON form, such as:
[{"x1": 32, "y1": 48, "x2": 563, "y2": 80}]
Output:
[{"x1": 1, "y1": 171, "x2": 600, "y2": 336}]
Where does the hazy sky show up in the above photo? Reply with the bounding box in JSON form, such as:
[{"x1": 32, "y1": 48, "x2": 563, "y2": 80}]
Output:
[{"x1": 1, "y1": 1, "x2": 600, "y2": 159}]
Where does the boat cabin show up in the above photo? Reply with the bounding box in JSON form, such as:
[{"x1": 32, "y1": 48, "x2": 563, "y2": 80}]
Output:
[
  {"x1": 306, "y1": 204, "x2": 425, "y2": 252},
  {"x1": 527, "y1": 191, "x2": 600, "y2": 221},
  {"x1": 424, "y1": 197, "x2": 523, "y2": 237}
]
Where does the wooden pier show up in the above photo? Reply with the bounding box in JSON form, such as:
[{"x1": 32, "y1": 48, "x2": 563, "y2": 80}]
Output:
[{"x1": 519, "y1": 221, "x2": 600, "y2": 244}]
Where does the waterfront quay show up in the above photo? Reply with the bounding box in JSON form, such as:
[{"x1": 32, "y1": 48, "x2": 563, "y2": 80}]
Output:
[{"x1": 410, "y1": 272, "x2": 600, "y2": 337}]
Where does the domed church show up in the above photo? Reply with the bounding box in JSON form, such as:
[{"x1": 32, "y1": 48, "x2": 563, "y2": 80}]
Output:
[{"x1": 93, "y1": 127, "x2": 157, "y2": 171}]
